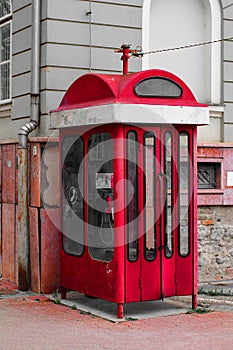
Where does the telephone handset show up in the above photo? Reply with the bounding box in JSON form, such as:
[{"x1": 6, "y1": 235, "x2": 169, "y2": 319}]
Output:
[{"x1": 96, "y1": 173, "x2": 114, "y2": 245}]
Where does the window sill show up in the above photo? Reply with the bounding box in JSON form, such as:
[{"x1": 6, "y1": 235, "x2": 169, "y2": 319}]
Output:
[{"x1": 198, "y1": 189, "x2": 224, "y2": 194}]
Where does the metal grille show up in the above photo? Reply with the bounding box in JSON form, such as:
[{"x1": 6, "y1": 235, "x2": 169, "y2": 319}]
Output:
[{"x1": 197, "y1": 163, "x2": 217, "y2": 189}]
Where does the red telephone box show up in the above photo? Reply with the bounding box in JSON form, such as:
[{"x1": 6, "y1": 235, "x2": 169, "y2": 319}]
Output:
[{"x1": 51, "y1": 69, "x2": 208, "y2": 318}]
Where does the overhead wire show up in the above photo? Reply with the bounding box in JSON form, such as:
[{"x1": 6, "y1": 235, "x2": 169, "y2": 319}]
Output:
[{"x1": 131, "y1": 36, "x2": 233, "y2": 57}]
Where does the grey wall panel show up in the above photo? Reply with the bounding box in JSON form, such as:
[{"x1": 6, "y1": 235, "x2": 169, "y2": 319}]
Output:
[
  {"x1": 12, "y1": 73, "x2": 31, "y2": 97},
  {"x1": 197, "y1": 117, "x2": 222, "y2": 142},
  {"x1": 41, "y1": 44, "x2": 90, "y2": 68},
  {"x1": 38, "y1": 114, "x2": 58, "y2": 137},
  {"x1": 224, "y1": 103, "x2": 233, "y2": 122},
  {"x1": 11, "y1": 95, "x2": 31, "y2": 120},
  {"x1": 91, "y1": 2, "x2": 142, "y2": 28},
  {"x1": 12, "y1": 51, "x2": 31, "y2": 76},
  {"x1": 40, "y1": 90, "x2": 66, "y2": 115},
  {"x1": 224, "y1": 4, "x2": 233, "y2": 18},
  {"x1": 224, "y1": 40, "x2": 233, "y2": 60},
  {"x1": 91, "y1": 47, "x2": 141, "y2": 72},
  {"x1": 222, "y1": 1, "x2": 233, "y2": 8},
  {"x1": 223, "y1": 123, "x2": 233, "y2": 142},
  {"x1": 41, "y1": 67, "x2": 87, "y2": 90},
  {"x1": 12, "y1": 4, "x2": 32, "y2": 33},
  {"x1": 41, "y1": 20, "x2": 89, "y2": 45},
  {"x1": 41, "y1": 0, "x2": 48, "y2": 20},
  {"x1": 45, "y1": 0, "x2": 89, "y2": 22},
  {"x1": 224, "y1": 19, "x2": 233, "y2": 38},
  {"x1": 12, "y1": 28, "x2": 32, "y2": 55},
  {"x1": 224, "y1": 82, "x2": 233, "y2": 102},
  {"x1": 224, "y1": 62, "x2": 233, "y2": 81},
  {"x1": 44, "y1": 0, "x2": 142, "y2": 22},
  {"x1": 0, "y1": 116, "x2": 16, "y2": 139},
  {"x1": 41, "y1": 45, "x2": 141, "y2": 108},
  {"x1": 12, "y1": 0, "x2": 32, "y2": 12},
  {"x1": 92, "y1": 25, "x2": 141, "y2": 48}
]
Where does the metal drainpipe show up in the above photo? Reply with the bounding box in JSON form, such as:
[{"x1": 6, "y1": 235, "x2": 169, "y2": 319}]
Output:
[{"x1": 18, "y1": 0, "x2": 41, "y2": 290}]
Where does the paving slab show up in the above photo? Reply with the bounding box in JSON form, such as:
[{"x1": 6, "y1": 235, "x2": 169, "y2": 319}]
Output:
[{"x1": 50, "y1": 291, "x2": 188, "y2": 322}]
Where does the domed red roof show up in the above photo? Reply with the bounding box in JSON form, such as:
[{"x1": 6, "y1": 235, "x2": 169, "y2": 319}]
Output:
[{"x1": 53, "y1": 69, "x2": 205, "y2": 112}]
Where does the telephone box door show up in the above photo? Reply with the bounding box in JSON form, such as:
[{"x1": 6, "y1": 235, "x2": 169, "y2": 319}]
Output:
[{"x1": 125, "y1": 126, "x2": 195, "y2": 302}]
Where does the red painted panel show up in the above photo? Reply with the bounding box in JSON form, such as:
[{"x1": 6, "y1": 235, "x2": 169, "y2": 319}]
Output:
[
  {"x1": 60, "y1": 251, "x2": 87, "y2": 295},
  {"x1": 2, "y1": 203, "x2": 16, "y2": 283},
  {"x1": 2, "y1": 145, "x2": 16, "y2": 204},
  {"x1": 29, "y1": 207, "x2": 40, "y2": 293},
  {"x1": 30, "y1": 143, "x2": 41, "y2": 208},
  {"x1": 0, "y1": 146, "x2": 2, "y2": 203},
  {"x1": 198, "y1": 193, "x2": 223, "y2": 206},
  {"x1": 40, "y1": 208, "x2": 60, "y2": 293},
  {"x1": 223, "y1": 148, "x2": 233, "y2": 205},
  {"x1": 197, "y1": 146, "x2": 223, "y2": 159},
  {"x1": 86, "y1": 258, "x2": 123, "y2": 302},
  {"x1": 15, "y1": 206, "x2": 18, "y2": 286},
  {"x1": 15, "y1": 153, "x2": 18, "y2": 206},
  {"x1": 125, "y1": 260, "x2": 140, "y2": 302},
  {"x1": 0, "y1": 204, "x2": 2, "y2": 276}
]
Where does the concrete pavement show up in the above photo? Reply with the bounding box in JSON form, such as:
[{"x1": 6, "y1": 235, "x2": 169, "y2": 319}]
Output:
[{"x1": 1, "y1": 278, "x2": 233, "y2": 350}]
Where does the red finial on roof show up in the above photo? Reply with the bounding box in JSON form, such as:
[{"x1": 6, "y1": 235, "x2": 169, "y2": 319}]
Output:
[{"x1": 115, "y1": 44, "x2": 132, "y2": 75}]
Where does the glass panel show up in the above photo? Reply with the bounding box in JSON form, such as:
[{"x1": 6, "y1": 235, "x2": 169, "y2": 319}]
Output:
[
  {"x1": 0, "y1": 23, "x2": 10, "y2": 101},
  {"x1": 88, "y1": 133, "x2": 114, "y2": 262},
  {"x1": 179, "y1": 133, "x2": 190, "y2": 256},
  {"x1": 127, "y1": 131, "x2": 138, "y2": 262},
  {"x1": 164, "y1": 132, "x2": 173, "y2": 258},
  {"x1": 62, "y1": 136, "x2": 84, "y2": 256},
  {"x1": 0, "y1": 23, "x2": 10, "y2": 61},
  {"x1": 0, "y1": 61, "x2": 9, "y2": 100},
  {"x1": 144, "y1": 132, "x2": 156, "y2": 260},
  {"x1": 0, "y1": 1, "x2": 11, "y2": 18},
  {"x1": 135, "y1": 77, "x2": 182, "y2": 98}
]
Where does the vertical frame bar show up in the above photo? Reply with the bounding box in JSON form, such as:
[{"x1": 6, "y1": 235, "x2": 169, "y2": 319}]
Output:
[
  {"x1": 143, "y1": 131, "x2": 156, "y2": 261},
  {"x1": 192, "y1": 127, "x2": 198, "y2": 307},
  {"x1": 114, "y1": 126, "x2": 125, "y2": 304},
  {"x1": 126, "y1": 131, "x2": 139, "y2": 262}
]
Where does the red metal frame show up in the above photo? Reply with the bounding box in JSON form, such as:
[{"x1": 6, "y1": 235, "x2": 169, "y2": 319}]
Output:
[
  {"x1": 60, "y1": 124, "x2": 197, "y2": 315},
  {"x1": 60, "y1": 125, "x2": 125, "y2": 304},
  {"x1": 57, "y1": 69, "x2": 205, "y2": 318}
]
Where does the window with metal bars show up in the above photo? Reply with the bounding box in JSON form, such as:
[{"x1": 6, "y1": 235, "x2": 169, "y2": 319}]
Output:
[
  {"x1": 197, "y1": 163, "x2": 221, "y2": 189},
  {"x1": 0, "y1": 0, "x2": 11, "y2": 102}
]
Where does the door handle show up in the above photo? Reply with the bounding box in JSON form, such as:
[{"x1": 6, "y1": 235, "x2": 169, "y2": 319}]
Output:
[{"x1": 158, "y1": 172, "x2": 168, "y2": 183}]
